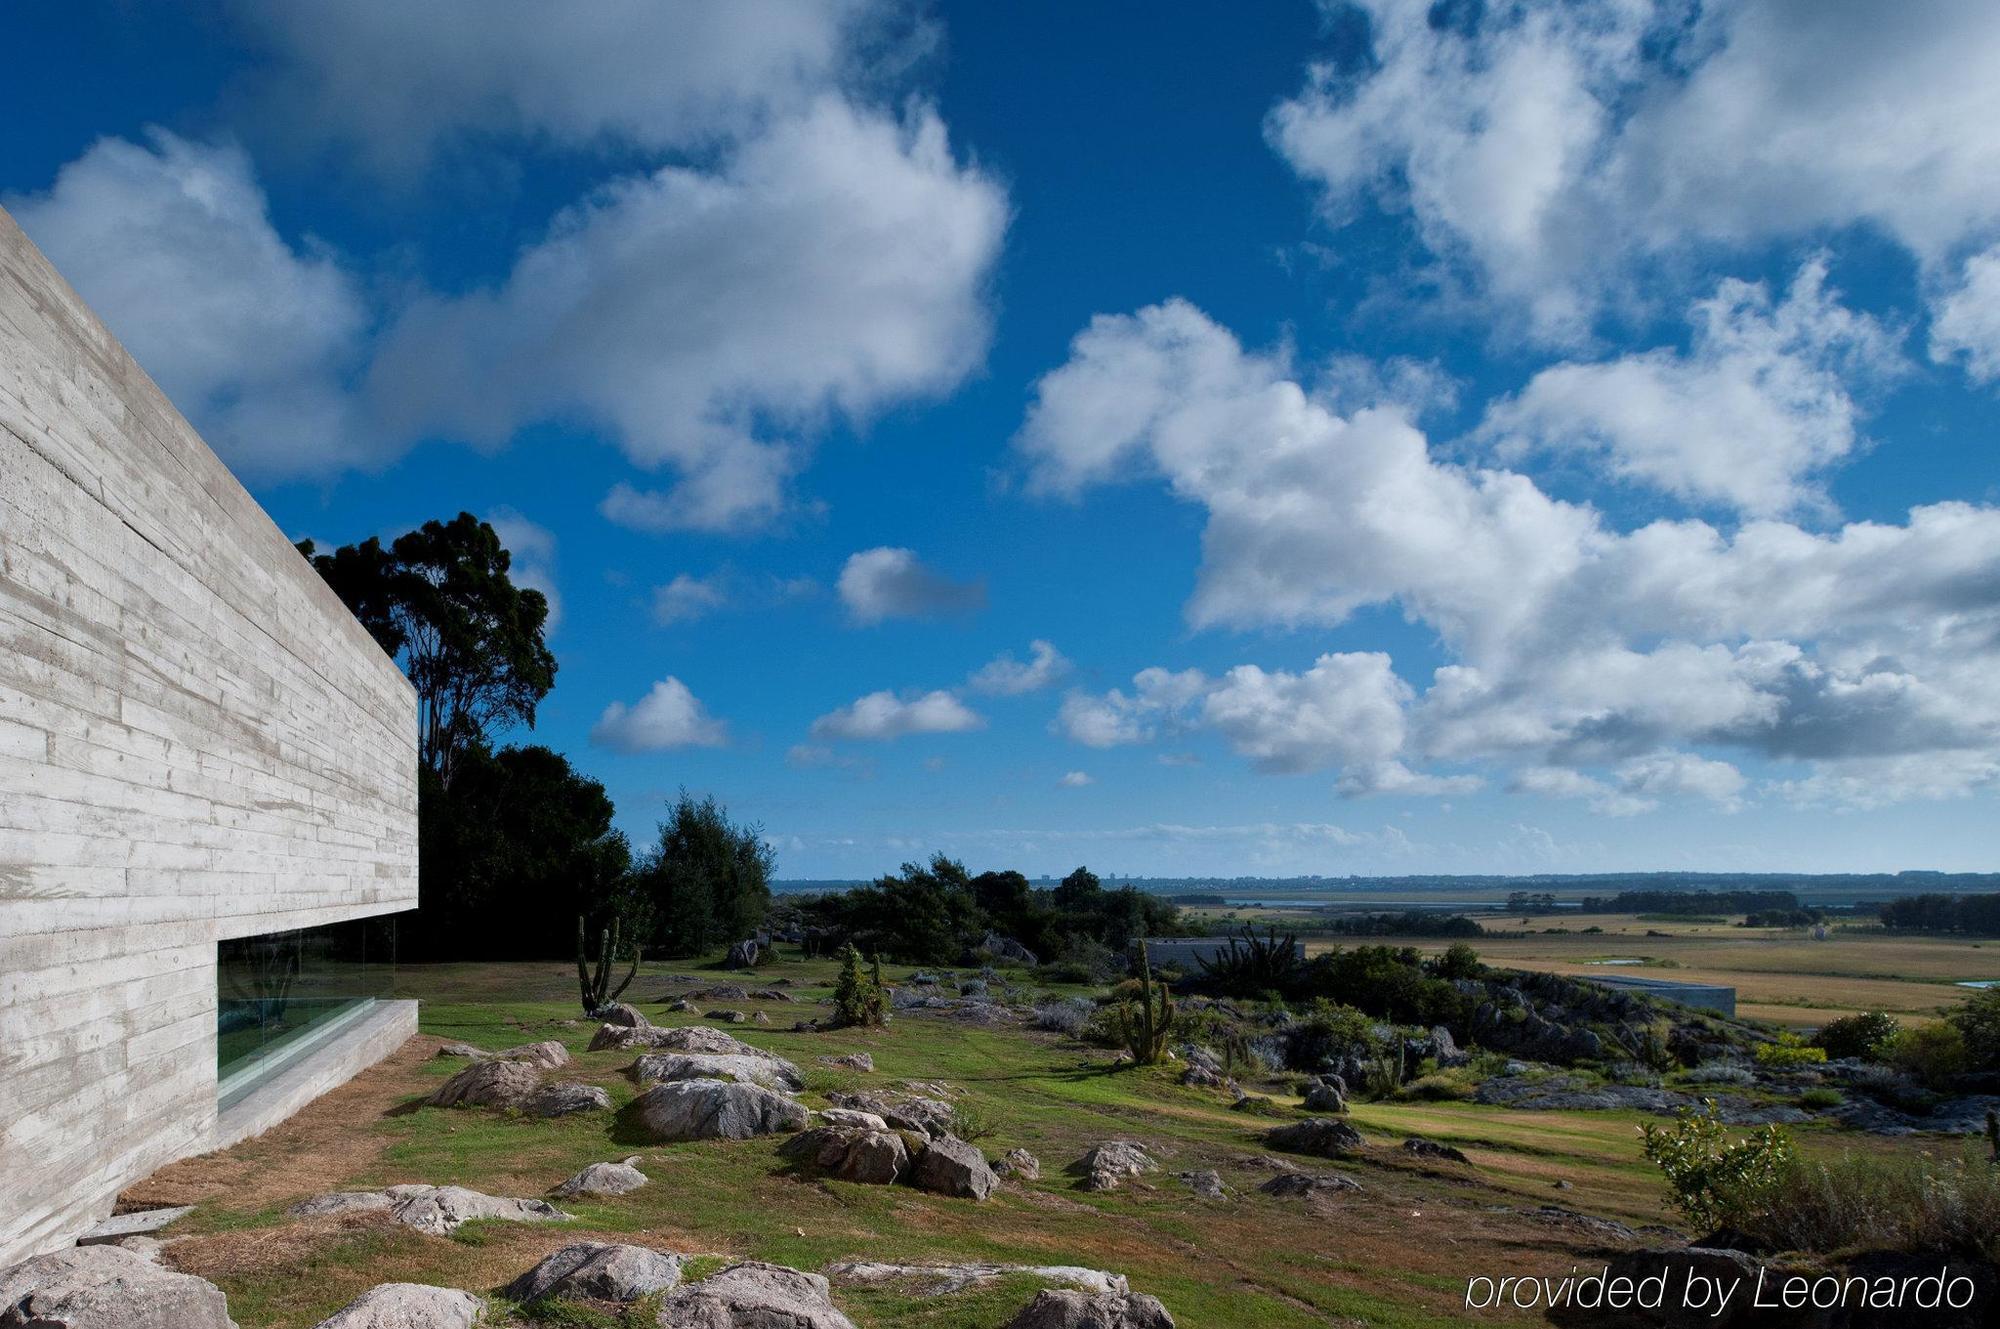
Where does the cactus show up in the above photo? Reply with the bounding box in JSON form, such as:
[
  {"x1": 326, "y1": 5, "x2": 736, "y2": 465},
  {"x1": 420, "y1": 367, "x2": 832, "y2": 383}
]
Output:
[
  {"x1": 1115, "y1": 951, "x2": 1179, "y2": 1066},
  {"x1": 577, "y1": 915, "x2": 641, "y2": 1015}
]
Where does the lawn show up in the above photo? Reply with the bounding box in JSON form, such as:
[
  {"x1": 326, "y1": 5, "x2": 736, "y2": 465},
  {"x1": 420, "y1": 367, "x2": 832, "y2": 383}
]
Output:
[{"x1": 122, "y1": 955, "x2": 1929, "y2": 1327}]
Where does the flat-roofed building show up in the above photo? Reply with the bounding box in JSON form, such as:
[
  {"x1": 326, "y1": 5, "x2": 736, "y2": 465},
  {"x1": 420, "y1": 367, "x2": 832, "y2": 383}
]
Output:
[{"x1": 0, "y1": 206, "x2": 419, "y2": 1265}]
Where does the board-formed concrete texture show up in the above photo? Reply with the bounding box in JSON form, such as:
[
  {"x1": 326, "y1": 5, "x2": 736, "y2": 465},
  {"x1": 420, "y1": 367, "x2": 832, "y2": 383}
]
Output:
[{"x1": 0, "y1": 205, "x2": 419, "y2": 1265}]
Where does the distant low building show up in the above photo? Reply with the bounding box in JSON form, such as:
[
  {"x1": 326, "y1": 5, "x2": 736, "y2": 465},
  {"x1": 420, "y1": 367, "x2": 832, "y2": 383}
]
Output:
[
  {"x1": 1586, "y1": 974, "x2": 1737, "y2": 1018},
  {"x1": 1140, "y1": 936, "x2": 1305, "y2": 972}
]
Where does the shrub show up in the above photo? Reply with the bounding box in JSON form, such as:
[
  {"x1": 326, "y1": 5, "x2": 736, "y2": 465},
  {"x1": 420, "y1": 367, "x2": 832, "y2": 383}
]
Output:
[
  {"x1": 1398, "y1": 1068, "x2": 1479, "y2": 1101},
  {"x1": 1281, "y1": 1002, "x2": 1381, "y2": 1072},
  {"x1": 1797, "y1": 1087, "x2": 1844, "y2": 1109},
  {"x1": 1754, "y1": 1033, "x2": 1828, "y2": 1068},
  {"x1": 1947, "y1": 987, "x2": 2000, "y2": 1071},
  {"x1": 1750, "y1": 1145, "x2": 2000, "y2": 1260},
  {"x1": 1810, "y1": 1011, "x2": 1901, "y2": 1062},
  {"x1": 1432, "y1": 941, "x2": 1483, "y2": 981},
  {"x1": 1038, "y1": 937, "x2": 1120, "y2": 986},
  {"x1": 1640, "y1": 1100, "x2": 1797, "y2": 1232},
  {"x1": 831, "y1": 944, "x2": 887, "y2": 1028},
  {"x1": 1031, "y1": 997, "x2": 1093, "y2": 1036},
  {"x1": 1682, "y1": 1062, "x2": 1755, "y2": 1087},
  {"x1": 1885, "y1": 1020, "x2": 1968, "y2": 1090}
]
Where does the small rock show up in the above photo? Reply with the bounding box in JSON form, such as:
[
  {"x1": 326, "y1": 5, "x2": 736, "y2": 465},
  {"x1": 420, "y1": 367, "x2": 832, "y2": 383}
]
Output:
[
  {"x1": 493, "y1": 1040, "x2": 571, "y2": 1070},
  {"x1": 526, "y1": 1082, "x2": 612, "y2": 1117},
  {"x1": 724, "y1": 939, "x2": 760, "y2": 970},
  {"x1": 1402, "y1": 1137, "x2": 1470, "y2": 1165},
  {"x1": 750, "y1": 989, "x2": 794, "y2": 1002},
  {"x1": 1071, "y1": 1141, "x2": 1157, "y2": 1191},
  {"x1": 708, "y1": 1009, "x2": 749, "y2": 1024},
  {"x1": 753, "y1": 1011, "x2": 771, "y2": 1025},
  {"x1": 1263, "y1": 1118, "x2": 1364, "y2": 1158},
  {"x1": 502, "y1": 1242, "x2": 683, "y2": 1304},
  {"x1": 434, "y1": 1042, "x2": 485, "y2": 1060},
  {"x1": 994, "y1": 1148, "x2": 1041, "y2": 1181},
  {"x1": 427, "y1": 1059, "x2": 542, "y2": 1110},
  {"x1": 1258, "y1": 1172, "x2": 1362, "y2": 1198},
  {"x1": 909, "y1": 1133, "x2": 1000, "y2": 1200},
  {"x1": 631, "y1": 1078, "x2": 809, "y2": 1141},
  {"x1": 551, "y1": 1159, "x2": 648, "y2": 1199},
  {"x1": 1005, "y1": 1288, "x2": 1175, "y2": 1328},
  {"x1": 656, "y1": 1261, "x2": 855, "y2": 1329},
  {"x1": 0, "y1": 1245, "x2": 236, "y2": 1329},
  {"x1": 291, "y1": 1185, "x2": 569, "y2": 1237},
  {"x1": 310, "y1": 1283, "x2": 480, "y2": 1329},
  {"x1": 816, "y1": 1108, "x2": 891, "y2": 1131},
  {"x1": 668, "y1": 998, "x2": 698, "y2": 1014},
  {"x1": 820, "y1": 1053, "x2": 874, "y2": 1072},
  {"x1": 593, "y1": 1002, "x2": 651, "y2": 1028},
  {"x1": 1176, "y1": 1170, "x2": 1227, "y2": 1199},
  {"x1": 1301, "y1": 1082, "x2": 1346, "y2": 1113}
]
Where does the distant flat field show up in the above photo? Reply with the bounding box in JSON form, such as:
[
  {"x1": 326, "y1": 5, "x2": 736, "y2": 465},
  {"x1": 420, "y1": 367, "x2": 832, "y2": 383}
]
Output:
[{"x1": 1282, "y1": 914, "x2": 1996, "y2": 1029}]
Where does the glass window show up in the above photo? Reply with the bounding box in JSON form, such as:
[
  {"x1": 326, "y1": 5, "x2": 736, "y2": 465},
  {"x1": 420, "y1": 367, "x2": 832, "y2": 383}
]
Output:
[{"x1": 216, "y1": 916, "x2": 398, "y2": 1104}]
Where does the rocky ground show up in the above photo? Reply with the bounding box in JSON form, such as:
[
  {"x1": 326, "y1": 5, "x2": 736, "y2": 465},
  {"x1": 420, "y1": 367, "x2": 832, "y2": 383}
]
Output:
[{"x1": 7, "y1": 955, "x2": 1988, "y2": 1328}]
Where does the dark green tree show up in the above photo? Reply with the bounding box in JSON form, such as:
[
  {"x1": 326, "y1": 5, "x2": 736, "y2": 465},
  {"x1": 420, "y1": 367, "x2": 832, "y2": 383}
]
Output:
[
  {"x1": 1053, "y1": 865, "x2": 1103, "y2": 911},
  {"x1": 634, "y1": 792, "x2": 775, "y2": 956},
  {"x1": 299, "y1": 512, "x2": 556, "y2": 787}
]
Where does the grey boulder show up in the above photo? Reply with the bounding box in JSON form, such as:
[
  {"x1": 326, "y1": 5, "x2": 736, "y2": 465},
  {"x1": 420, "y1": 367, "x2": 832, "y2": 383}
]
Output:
[
  {"x1": 525, "y1": 1082, "x2": 612, "y2": 1117},
  {"x1": 781, "y1": 1127, "x2": 911, "y2": 1185},
  {"x1": 824, "y1": 1090, "x2": 955, "y2": 1136},
  {"x1": 994, "y1": 1148, "x2": 1041, "y2": 1181},
  {"x1": 550, "y1": 1158, "x2": 649, "y2": 1199},
  {"x1": 310, "y1": 1284, "x2": 479, "y2": 1329},
  {"x1": 426, "y1": 1059, "x2": 541, "y2": 1110},
  {"x1": 1005, "y1": 1289, "x2": 1175, "y2": 1328},
  {"x1": 0, "y1": 1245, "x2": 237, "y2": 1329},
  {"x1": 502, "y1": 1242, "x2": 684, "y2": 1304},
  {"x1": 1072, "y1": 1141, "x2": 1157, "y2": 1191},
  {"x1": 593, "y1": 1002, "x2": 651, "y2": 1028},
  {"x1": 1258, "y1": 1172, "x2": 1362, "y2": 1198},
  {"x1": 288, "y1": 1185, "x2": 568, "y2": 1237},
  {"x1": 631, "y1": 1078, "x2": 808, "y2": 1141},
  {"x1": 909, "y1": 1133, "x2": 999, "y2": 1200},
  {"x1": 634, "y1": 1051, "x2": 803, "y2": 1092},
  {"x1": 656, "y1": 1261, "x2": 855, "y2": 1329},
  {"x1": 1263, "y1": 1118, "x2": 1364, "y2": 1158}
]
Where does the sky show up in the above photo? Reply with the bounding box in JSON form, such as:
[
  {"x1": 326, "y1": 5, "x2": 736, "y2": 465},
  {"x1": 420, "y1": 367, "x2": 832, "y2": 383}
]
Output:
[{"x1": 6, "y1": 0, "x2": 2000, "y2": 880}]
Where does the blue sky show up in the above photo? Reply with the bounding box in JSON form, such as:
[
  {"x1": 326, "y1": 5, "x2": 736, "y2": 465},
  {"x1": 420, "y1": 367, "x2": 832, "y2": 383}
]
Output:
[{"x1": 7, "y1": 1, "x2": 2000, "y2": 879}]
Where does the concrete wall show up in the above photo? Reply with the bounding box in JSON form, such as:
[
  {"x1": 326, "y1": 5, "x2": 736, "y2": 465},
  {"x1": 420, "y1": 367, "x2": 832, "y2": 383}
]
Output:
[
  {"x1": 1142, "y1": 936, "x2": 1306, "y2": 972},
  {"x1": 1590, "y1": 976, "x2": 1738, "y2": 1018},
  {"x1": 0, "y1": 206, "x2": 419, "y2": 1265}
]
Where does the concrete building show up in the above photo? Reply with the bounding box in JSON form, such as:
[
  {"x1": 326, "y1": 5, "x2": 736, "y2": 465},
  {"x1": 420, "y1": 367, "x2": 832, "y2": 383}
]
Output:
[
  {"x1": 1141, "y1": 935, "x2": 1305, "y2": 972},
  {"x1": 0, "y1": 207, "x2": 419, "y2": 1265},
  {"x1": 1586, "y1": 974, "x2": 1737, "y2": 1018}
]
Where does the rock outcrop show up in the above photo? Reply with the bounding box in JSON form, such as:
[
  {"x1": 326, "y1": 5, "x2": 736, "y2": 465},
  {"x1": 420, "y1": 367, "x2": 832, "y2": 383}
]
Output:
[
  {"x1": 824, "y1": 1090, "x2": 955, "y2": 1136},
  {"x1": 631, "y1": 1078, "x2": 809, "y2": 1141},
  {"x1": 0, "y1": 1245, "x2": 237, "y2": 1329},
  {"x1": 289, "y1": 1186, "x2": 568, "y2": 1237},
  {"x1": 827, "y1": 1263, "x2": 1128, "y2": 1297},
  {"x1": 634, "y1": 1051, "x2": 803, "y2": 1091},
  {"x1": 310, "y1": 1284, "x2": 480, "y2": 1329},
  {"x1": 994, "y1": 1147, "x2": 1041, "y2": 1181},
  {"x1": 1257, "y1": 1172, "x2": 1362, "y2": 1198},
  {"x1": 1071, "y1": 1141, "x2": 1158, "y2": 1191},
  {"x1": 909, "y1": 1133, "x2": 1000, "y2": 1200},
  {"x1": 781, "y1": 1126, "x2": 911, "y2": 1185},
  {"x1": 502, "y1": 1243, "x2": 684, "y2": 1304}
]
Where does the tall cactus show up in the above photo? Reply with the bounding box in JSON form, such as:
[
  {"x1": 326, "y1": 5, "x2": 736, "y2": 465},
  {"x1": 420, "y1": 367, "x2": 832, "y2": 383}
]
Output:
[
  {"x1": 1116, "y1": 950, "x2": 1178, "y2": 1066},
  {"x1": 577, "y1": 914, "x2": 641, "y2": 1015}
]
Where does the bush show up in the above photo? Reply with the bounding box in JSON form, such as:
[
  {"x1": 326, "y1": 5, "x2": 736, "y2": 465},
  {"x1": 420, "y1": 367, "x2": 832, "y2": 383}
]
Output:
[
  {"x1": 830, "y1": 945, "x2": 887, "y2": 1028},
  {"x1": 1750, "y1": 1145, "x2": 2000, "y2": 1259},
  {"x1": 1281, "y1": 1002, "x2": 1381, "y2": 1072},
  {"x1": 1755, "y1": 1033, "x2": 1828, "y2": 1068},
  {"x1": 1947, "y1": 987, "x2": 2000, "y2": 1071},
  {"x1": 1885, "y1": 1020, "x2": 1968, "y2": 1090},
  {"x1": 1433, "y1": 941, "x2": 1483, "y2": 981},
  {"x1": 1398, "y1": 1068, "x2": 1479, "y2": 1101},
  {"x1": 1797, "y1": 1087, "x2": 1844, "y2": 1109},
  {"x1": 1030, "y1": 997, "x2": 1093, "y2": 1036},
  {"x1": 1640, "y1": 1100, "x2": 1797, "y2": 1232},
  {"x1": 1681, "y1": 1062, "x2": 1755, "y2": 1087},
  {"x1": 1811, "y1": 1011, "x2": 1900, "y2": 1062},
  {"x1": 1038, "y1": 936, "x2": 1121, "y2": 986}
]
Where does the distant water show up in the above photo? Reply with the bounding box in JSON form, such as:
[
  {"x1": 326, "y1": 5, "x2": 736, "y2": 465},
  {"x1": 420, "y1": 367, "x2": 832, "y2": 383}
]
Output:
[
  {"x1": 1587, "y1": 958, "x2": 1646, "y2": 966},
  {"x1": 1959, "y1": 980, "x2": 1998, "y2": 989}
]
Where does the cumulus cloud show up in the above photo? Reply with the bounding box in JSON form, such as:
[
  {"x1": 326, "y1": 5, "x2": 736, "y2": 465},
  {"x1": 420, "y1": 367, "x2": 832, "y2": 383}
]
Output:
[
  {"x1": 1480, "y1": 259, "x2": 1903, "y2": 515},
  {"x1": 226, "y1": 0, "x2": 882, "y2": 177},
  {"x1": 1931, "y1": 245, "x2": 2000, "y2": 383},
  {"x1": 809, "y1": 689, "x2": 984, "y2": 741},
  {"x1": 7, "y1": 130, "x2": 372, "y2": 481},
  {"x1": 1513, "y1": 752, "x2": 1745, "y2": 816},
  {"x1": 486, "y1": 506, "x2": 561, "y2": 631},
  {"x1": 1057, "y1": 770, "x2": 1094, "y2": 788},
  {"x1": 1269, "y1": 1, "x2": 2000, "y2": 341},
  {"x1": 652, "y1": 573, "x2": 729, "y2": 626},
  {"x1": 836, "y1": 546, "x2": 986, "y2": 624},
  {"x1": 968, "y1": 639, "x2": 1071, "y2": 695},
  {"x1": 1019, "y1": 298, "x2": 2000, "y2": 807},
  {"x1": 591, "y1": 677, "x2": 728, "y2": 752},
  {"x1": 371, "y1": 99, "x2": 1006, "y2": 532}
]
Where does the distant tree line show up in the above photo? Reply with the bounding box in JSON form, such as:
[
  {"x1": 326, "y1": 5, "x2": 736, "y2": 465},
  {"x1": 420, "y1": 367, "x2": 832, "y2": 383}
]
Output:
[
  {"x1": 1879, "y1": 893, "x2": 2000, "y2": 936},
  {"x1": 795, "y1": 860, "x2": 1189, "y2": 966},
  {"x1": 1577, "y1": 889, "x2": 1805, "y2": 916},
  {"x1": 1322, "y1": 911, "x2": 1484, "y2": 938}
]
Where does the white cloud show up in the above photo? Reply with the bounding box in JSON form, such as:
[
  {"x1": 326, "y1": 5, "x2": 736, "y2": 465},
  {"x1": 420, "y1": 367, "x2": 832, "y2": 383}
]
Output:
[
  {"x1": 836, "y1": 546, "x2": 985, "y2": 624},
  {"x1": 1480, "y1": 259, "x2": 1903, "y2": 515},
  {"x1": 7, "y1": 130, "x2": 372, "y2": 481},
  {"x1": 1057, "y1": 770, "x2": 1094, "y2": 788},
  {"x1": 809, "y1": 689, "x2": 984, "y2": 741},
  {"x1": 369, "y1": 97, "x2": 1006, "y2": 532},
  {"x1": 486, "y1": 506, "x2": 562, "y2": 632},
  {"x1": 1019, "y1": 298, "x2": 2000, "y2": 805},
  {"x1": 652, "y1": 573, "x2": 729, "y2": 626},
  {"x1": 1931, "y1": 245, "x2": 2000, "y2": 383},
  {"x1": 1512, "y1": 752, "x2": 1745, "y2": 817},
  {"x1": 1269, "y1": 2, "x2": 2000, "y2": 341},
  {"x1": 968, "y1": 639, "x2": 1071, "y2": 695},
  {"x1": 227, "y1": 0, "x2": 881, "y2": 176},
  {"x1": 591, "y1": 678, "x2": 728, "y2": 752}
]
